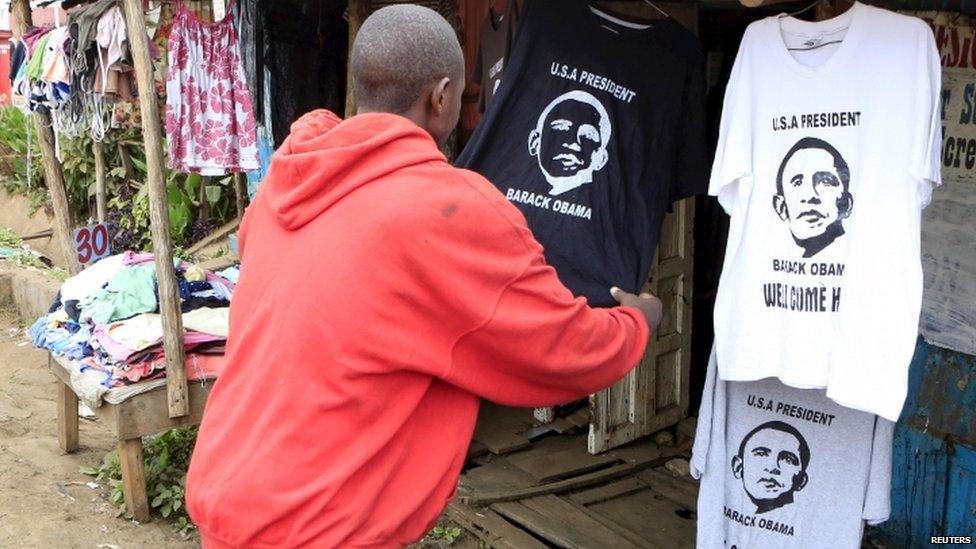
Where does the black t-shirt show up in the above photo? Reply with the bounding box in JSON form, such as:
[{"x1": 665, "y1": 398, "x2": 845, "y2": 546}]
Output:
[
  {"x1": 471, "y1": 1, "x2": 519, "y2": 113},
  {"x1": 457, "y1": 0, "x2": 708, "y2": 307}
]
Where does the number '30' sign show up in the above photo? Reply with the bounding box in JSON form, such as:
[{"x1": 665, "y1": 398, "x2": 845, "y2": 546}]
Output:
[{"x1": 73, "y1": 223, "x2": 112, "y2": 265}]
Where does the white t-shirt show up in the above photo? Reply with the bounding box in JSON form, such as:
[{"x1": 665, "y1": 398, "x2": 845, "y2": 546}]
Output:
[{"x1": 710, "y1": 2, "x2": 942, "y2": 421}]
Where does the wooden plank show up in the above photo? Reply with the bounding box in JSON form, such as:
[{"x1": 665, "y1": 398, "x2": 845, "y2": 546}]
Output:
[
  {"x1": 114, "y1": 381, "x2": 211, "y2": 440},
  {"x1": 93, "y1": 141, "x2": 107, "y2": 222},
  {"x1": 121, "y1": 0, "x2": 189, "y2": 418},
  {"x1": 10, "y1": 0, "x2": 80, "y2": 275},
  {"x1": 466, "y1": 440, "x2": 488, "y2": 461},
  {"x1": 510, "y1": 445, "x2": 622, "y2": 483},
  {"x1": 462, "y1": 460, "x2": 663, "y2": 506},
  {"x1": 520, "y1": 495, "x2": 643, "y2": 549},
  {"x1": 569, "y1": 477, "x2": 649, "y2": 506},
  {"x1": 57, "y1": 380, "x2": 79, "y2": 454},
  {"x1": 460, "y1": 456, "x2": 537, "y2": 498},
  {"x1": 636, "y1": 467, "x2": 698, "y2": 511},
  {"x1": 587, "y1": 487, "x2": 695, "y2": 549},
  {"x1": 118, "y1": 438, "x2": 150, "y2": 522},
  {"x1": 445, "y1": 502, "x2": 546, "y2": 549},
  {"x1": 473, "y1": 407, "x2": 532, "y2": 455},
  {"x1": 491, "y1": 501, "x2": 602, "y2": 548},
  {"x1": 559, "y1": 495, "x2": 656, "y2": 549}
]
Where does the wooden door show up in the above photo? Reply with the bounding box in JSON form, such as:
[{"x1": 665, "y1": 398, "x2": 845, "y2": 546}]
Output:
[
  {"x1": 574, "y1": 2, "x2": 700, "y2": 454},
  {"x1": 589, "y1": 197, "x2": 695, "y2": 453}
]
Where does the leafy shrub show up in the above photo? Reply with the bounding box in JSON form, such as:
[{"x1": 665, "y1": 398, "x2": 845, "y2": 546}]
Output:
[{"x1": 82, "y1": 426, "x2": 199, "y2": 537}]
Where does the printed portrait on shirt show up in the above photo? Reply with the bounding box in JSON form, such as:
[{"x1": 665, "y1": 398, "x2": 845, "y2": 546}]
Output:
[
  {"x1": 773, "y1": 137, "x2": 854, "y2": 258},
  {"x1": 528, "y1": 90, "x2": 612, "y2": 196},
  {"x1": 732, "y1": 420, "x2": 810, "y2": 514}
]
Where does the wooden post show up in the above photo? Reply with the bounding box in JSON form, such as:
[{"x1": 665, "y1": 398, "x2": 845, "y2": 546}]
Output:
[
  {"x1": 234, "y1": 172, "x2": 247, "y2": 219},
  {"x1": 345, "y1": 0, "x2": 369, "y2": 117},
  {"x1": 121, "y1": 0, "x2": 189, "y2": 419},
  {"x1": 93, "y1": 141, "x2": 107, "y2": 222},
  {"x1": 118, "y1": 438, "x2": 150, "y2": 522},
  {"x1": 11, "y1": 0, "x2": 81, "y2": 275},
  {"x1": 57, "y1": 380, "x2": 79, "y2": 453}
]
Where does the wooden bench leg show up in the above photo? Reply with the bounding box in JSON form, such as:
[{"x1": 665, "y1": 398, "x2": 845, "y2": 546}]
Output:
[
  {"x1": 119, "y1": 438, "x2": 150, "y2": 522},
  {"x1": 57, "y1": 380, "x2": 79, "y2": 454}
]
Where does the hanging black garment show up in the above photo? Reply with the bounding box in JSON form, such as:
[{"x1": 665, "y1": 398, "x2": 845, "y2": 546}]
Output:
[{"x1": 457, "y1": 0, "x2": 709, "y2": 307}]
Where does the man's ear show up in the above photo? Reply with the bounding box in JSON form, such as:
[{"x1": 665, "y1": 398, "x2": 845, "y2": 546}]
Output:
[
  {"x1": 773, "y1": 194, "x2": 789, "y2": 221},
  {"x1": 793, "y1": 471, "x2": 809, "y2": 492},
  {"x1": 731, "y1": 456, "x2": 744, "y2": 480},
  {"x1": 528, "y1": 129, "x2": 541, "y2": 156},
  {"x1": 836, "y1": 191, "x2": 854, "y2": 219},
  {"x1": 591, "y1": 148, "x2": 609, "y2": 172},
  {"x1": 429, "y1": 77, "x2": 451, "y2": 115}
]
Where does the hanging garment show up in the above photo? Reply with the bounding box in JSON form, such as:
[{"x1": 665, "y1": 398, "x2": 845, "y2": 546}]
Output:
[
  {"x1": 708, "y1": 3, "x2": 941, "y2": 420},
  {"x1": 472, "y1": 1, "x2": 519, "y2": 113},
  {"x1": 9, "y1": 40, "x2": 26, "y2": 85},
  {"x1": 456, "y1": 2, "x2": 708, "y2": 307},
  {"x1": 165, "y1": 1, "x2": 259, "y2": 175},
  {"x1": 264, "y1": 0, "x2": 348, "y2": 146},
  {"x1": 691, "y1": 347, "x2": 894, "y2": 548}
]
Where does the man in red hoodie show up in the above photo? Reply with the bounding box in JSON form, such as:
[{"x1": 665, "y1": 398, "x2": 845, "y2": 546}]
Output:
[{"x1": 186, "y1": 5, "x2": 661, "y2": 548}]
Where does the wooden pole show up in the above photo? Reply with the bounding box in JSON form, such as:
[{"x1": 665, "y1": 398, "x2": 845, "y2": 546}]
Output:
[
  {"x1": 93, "y1": 141, "x2": 107, "y2": 222},
  {"x1": 11, "y1": 0, "x2": 81, "y2": 275},
  {"x1": 233, "y1": 172, "x2": 248, "y2": 219},
  {"x1": 345, "y1": 0, "x2": 369, "y2": 117},
  {"x1": 121, "y1": 0, "x2": 189, "y2": 419}
]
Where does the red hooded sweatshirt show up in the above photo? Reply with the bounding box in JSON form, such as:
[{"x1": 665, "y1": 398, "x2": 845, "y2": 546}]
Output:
[{"x1": 185, "y1": 111, "x2": 649, "y2": 548}]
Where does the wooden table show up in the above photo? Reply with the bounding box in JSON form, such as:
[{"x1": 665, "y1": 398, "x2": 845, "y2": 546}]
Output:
[{"x1": 48, "y1": 355, "x2": 211, "y2": 521}]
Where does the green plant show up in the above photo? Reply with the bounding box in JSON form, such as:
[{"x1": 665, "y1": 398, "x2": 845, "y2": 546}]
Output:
[
  {"x1": 47, "y1": 267, "x2": 68, "y2": 282},
  {"x1": 82, "y1": 426, "x2": 198, "y2": 536},
  {"x1": 0, "y1": 107, "x2": 44, "y2": 209},
  {"x1": 0, "y1": 227, "x2": 21, "y2": 248},
  {"x1": 429, "y1": 526, "x2": 463, "y2": 545},
  {"x1": 9, "y1": 251, "x2": 46, "y2": 270}
]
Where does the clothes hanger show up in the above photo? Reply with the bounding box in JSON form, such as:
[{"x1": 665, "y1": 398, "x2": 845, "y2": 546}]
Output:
[
  {"x1": 642, "y1": 0, "x2": 670, "y2": 19},
  {"x1": 781, "y1": 0, "x2": 854, "y2": 50}
]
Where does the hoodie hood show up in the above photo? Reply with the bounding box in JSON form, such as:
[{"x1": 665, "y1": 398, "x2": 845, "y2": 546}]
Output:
[{"x1": 263, "y1": 110, "x2": 447, "y2": 230}]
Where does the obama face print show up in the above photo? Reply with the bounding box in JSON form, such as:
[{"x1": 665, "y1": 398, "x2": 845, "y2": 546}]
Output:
[
  {"x1": 528, "y1": 90, "x2": 612, "y2": 196},
  {"x1": 732, "y1": 421, "x2": 811, "y2": 515},
  {"x1": 773, "y1": 137, "x2": 854, "y2": 258}
]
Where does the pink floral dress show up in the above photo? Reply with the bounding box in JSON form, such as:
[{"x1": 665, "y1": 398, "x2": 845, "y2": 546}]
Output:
[{"x1": 165, "y1": 2, "x2": 259, "y2": 175}]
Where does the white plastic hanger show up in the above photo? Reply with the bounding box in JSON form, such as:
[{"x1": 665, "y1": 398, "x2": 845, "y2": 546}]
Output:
[{"x1": 642, "y1": 0, "x2": 670, "y2": 18}]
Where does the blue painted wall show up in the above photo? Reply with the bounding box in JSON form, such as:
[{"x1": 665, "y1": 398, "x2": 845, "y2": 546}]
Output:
[{"x1": 877, "y1": 338, "x2": 976, "y2": 546}]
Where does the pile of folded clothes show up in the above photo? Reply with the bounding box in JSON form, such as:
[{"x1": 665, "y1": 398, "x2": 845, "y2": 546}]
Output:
[{"x1": 30, "y1": 251, "x2": 240, "y2": 389}]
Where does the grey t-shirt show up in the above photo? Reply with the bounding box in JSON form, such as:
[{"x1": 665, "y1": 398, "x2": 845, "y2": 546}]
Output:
[{"x1": 691, "y1": 347, "x2": 894, "y2": 548}]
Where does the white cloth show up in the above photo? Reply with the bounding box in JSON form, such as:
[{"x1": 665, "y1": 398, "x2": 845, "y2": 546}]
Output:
[
  {"x1": 182, "y1": 307, "x2": 229, "y2": 338},
  {"x1": 59, "y1": 253, "x2": 126, "y2": 303},
  {"x1": 709, "y1": 3, "x2": 942, "y2": 421},
  {"x1": 105, "y1": 307, "x2": 229, "y2": 348},
  {"x1": 106, "y1": 313, "x2": 163, "y2": 351}
]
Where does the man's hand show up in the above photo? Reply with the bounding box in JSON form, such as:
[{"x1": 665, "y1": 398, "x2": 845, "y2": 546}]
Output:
[{"x1": 610, "y1": 286, "x2": 663, "y2": 331}]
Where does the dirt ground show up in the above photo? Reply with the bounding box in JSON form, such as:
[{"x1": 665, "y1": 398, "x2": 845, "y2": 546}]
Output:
[
  {"x1": 0, "y1": 310, "x2": 199, "y2": 548},
  {"x1": 0, "y1": 309, "x2": 487, "y2": 549}
]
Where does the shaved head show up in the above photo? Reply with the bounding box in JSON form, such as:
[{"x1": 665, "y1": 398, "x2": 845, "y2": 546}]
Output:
[{"x1": 352, "y1": 5, "x2": 464, "y2": 114}]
